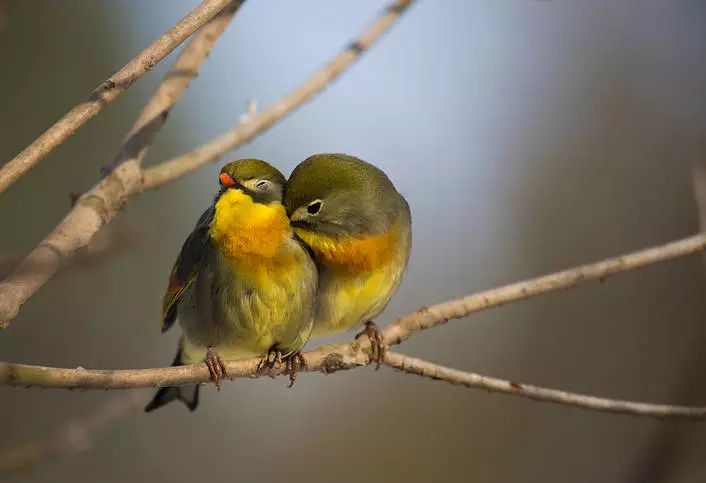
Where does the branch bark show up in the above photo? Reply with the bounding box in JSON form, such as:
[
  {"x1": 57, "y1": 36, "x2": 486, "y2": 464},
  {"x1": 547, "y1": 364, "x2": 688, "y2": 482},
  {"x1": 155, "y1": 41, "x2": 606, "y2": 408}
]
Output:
[
  {"x1": 141, "y1": 0, "x2": 415, "y2": 189},
  {"x1": 0, "y1": 0, "x2": 414, "y2": 329},
  {"x1": 384, "y1": 352, "x2": 706, "y2": 420},
  {"x1": 0, "y1": 2, "x2": 243, "y2": 328},
  {"x1": 382, "y1": 233, "x2": 706, "y2": 347},
  {"x1": 0, "y1": 0, "x2": 234, "y2": 194}
]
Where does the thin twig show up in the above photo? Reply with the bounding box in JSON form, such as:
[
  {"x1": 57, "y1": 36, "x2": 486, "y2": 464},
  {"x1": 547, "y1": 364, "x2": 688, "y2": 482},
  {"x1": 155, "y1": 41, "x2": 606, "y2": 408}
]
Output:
[
  {"x1": 384, "y1": 352, "x2": 706, "y2": 420},
  {"x1": 0, "y1": 2, "x2": 242, "y2": 328},
  {"x1": 141, "y1": 0, "x2": 415, "y2": 190},
  {"x1": 0, "y1": 0, "x2": 234, "y2": 194},
  {"x1": 0, "y1": 393, "x2": 144, "y2": 474},
  {"x1": 382, "y1": 233, "x2": 706, "y2": 347}
]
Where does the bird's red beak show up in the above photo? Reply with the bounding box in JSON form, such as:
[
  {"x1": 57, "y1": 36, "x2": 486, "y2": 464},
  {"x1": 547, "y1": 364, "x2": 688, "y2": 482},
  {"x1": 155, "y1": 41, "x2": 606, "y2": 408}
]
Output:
[{"x1": 219, "y1": 172, "x2": 236, "y2": 187}]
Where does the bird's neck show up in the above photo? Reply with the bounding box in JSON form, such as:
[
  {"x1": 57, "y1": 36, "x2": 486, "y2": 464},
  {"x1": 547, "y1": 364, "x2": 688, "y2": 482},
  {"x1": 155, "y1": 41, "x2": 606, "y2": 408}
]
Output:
[
  {"x1": 209, "y1": 189, "x2": 291, "y2": 258},
  {"x1": 295, "y1": 222, "x2": 402, "y2": 273}
]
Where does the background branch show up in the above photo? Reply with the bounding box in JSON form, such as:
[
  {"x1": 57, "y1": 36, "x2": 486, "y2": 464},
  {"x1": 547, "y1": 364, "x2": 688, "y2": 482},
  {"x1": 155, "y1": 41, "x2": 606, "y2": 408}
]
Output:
[
  {"x1": 0, "y1": 0, "x2": 233, "y2": 194},
  {"x1": 0, "y1": 1, "x2": 242, "y2": 328},
  {"x1": 0, "y1": 393, "x2": 144, "y2": 474},
  {"x1": 141, "y1": 0, "x2": 414, "y2": 190}
]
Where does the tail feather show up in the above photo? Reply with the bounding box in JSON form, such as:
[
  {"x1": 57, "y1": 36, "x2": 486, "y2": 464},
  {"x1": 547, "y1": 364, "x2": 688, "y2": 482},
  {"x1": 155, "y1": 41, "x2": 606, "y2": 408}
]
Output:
[
  {"x1": 145, "y1": 345, "x2": 200, "y2": 412},
  {"x1": 144, "y1": 384, "x2": 199, "y2": 412}
]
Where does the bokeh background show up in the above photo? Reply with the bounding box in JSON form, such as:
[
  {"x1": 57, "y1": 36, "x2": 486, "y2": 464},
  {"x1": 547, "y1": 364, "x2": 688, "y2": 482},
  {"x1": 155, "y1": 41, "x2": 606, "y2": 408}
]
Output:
[{"x1": 1, "y1": 1, "x2": 706, "y2": 482}]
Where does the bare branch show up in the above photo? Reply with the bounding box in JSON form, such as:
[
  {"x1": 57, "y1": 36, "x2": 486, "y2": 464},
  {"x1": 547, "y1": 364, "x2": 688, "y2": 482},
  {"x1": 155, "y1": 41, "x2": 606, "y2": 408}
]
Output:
[
  {"x1": 384, "y1": 352, "x2": 706, "y2": 420},
  {"x1": 2, "y1": 343, "x2": 706, "y2": 421},
  {"x1": 0, "y1": 393, "x2": 144, "y2": 474},
  {"x1": 0, "y1": 0, "x2": 235, "y2": 194},
  {"x1": 141, "y1": 0, "x2": 415, "y2": 190},
  {"x1": 382, "y1": 233, "x2": 706, "y2": 347},
  {"x1": 0, "y1": 3, "x2": 242, "y2": 328},
  {"x1": 0, "y1": 341, "x2": 371, "y2": 389},
  {"x1": 0, "y1": 0, "x2": 413, "y2": 329},
  {"x1": 0, "y1": 222, "x2": 135, "y2": 279}
]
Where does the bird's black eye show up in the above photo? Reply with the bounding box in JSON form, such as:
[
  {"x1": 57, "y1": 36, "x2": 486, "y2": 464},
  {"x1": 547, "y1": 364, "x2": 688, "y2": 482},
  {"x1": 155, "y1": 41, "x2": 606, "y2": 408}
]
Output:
[
  {"x1": 307, "y1": 200, "x2": 323, "y2": 215},
  {"x1": 255, "y1": 180, "x2": 270, "y2": 191}
]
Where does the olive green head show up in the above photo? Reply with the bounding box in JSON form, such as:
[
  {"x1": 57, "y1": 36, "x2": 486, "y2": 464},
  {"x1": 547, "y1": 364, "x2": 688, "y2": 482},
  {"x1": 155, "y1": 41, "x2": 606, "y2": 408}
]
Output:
[
  {"x1": 218, "y1": 159, "x2": 286, "y2": 204},
  {"x1": 284, "y1": 153, "x2": 408, "y2": 237}
]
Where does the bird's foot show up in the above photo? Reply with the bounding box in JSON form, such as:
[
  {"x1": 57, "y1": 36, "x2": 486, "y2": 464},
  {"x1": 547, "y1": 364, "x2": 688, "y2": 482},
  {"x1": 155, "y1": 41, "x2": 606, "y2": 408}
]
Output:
[
  {"x1": 205, "y1": 346, "x2": 227, "y2": 390},
  {"x1": 257, "y1": 348, "x2": 283, "y2": 376},
  {"x1": 285, "y1": 352, "x2": 307, "y2": 388},
  {"x1": 355, "y1": 320, "x2": 386, "y2": 369}
]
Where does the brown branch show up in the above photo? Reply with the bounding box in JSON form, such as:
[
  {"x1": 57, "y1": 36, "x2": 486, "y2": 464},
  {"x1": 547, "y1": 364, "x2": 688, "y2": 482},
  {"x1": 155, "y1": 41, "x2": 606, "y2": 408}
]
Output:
[
  {"x1": 384, "y1": 352, "x2": 706, "y2": 420},
  {"x1": 0, "y1": 2, "x2": 242, "y2": 328},
  {"x1": 0, "y1": 0, "x2": 235, "y2": 194},
  {"x1": 2, "y1": 342, "x2": 706, "y2": 421},
  {"x1": 0, "y1": 0, "x2": 413, "y2": 329},
  {"x1": 0, "y1": 222, "x2": 135, "y2": 279},
  {"x1": 141, "y1": 0, "x2": 415, "y2": 190},
  {"x1": 381, "y1": 233, "x2": 706, "y2": 347},
  {"x1": 0, "y1": 393, "x2": 144, "y2": 474},
  {"x1": 0, "y1": 341, "x2": 371, "y2": 389}
]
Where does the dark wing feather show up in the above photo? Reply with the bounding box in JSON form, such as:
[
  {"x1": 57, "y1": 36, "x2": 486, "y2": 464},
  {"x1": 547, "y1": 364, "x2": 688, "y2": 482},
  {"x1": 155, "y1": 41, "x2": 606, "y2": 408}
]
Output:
[{"x1": 161, "y1": 206, "x2": 214, "y2": 332}]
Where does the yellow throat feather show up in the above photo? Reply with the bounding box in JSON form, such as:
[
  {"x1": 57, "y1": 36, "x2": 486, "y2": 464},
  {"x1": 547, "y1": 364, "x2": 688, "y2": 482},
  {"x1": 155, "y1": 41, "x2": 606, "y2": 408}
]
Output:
[{"x1": 209, "y1": 189, "x2": 291, "y2": 259}]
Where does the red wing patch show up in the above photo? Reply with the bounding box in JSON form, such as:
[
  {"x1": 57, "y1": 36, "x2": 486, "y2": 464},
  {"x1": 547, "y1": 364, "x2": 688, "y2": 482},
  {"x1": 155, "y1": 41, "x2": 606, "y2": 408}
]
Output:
[{"x1": 161, "y1": 266, "x2": 195, "y2": 332}]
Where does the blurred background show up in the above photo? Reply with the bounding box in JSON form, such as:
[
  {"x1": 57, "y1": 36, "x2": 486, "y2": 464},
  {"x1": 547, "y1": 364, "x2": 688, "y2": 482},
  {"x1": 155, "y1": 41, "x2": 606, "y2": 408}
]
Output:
[{"x1": 1, "y1": 1, "x2": 706, "y2": 482}]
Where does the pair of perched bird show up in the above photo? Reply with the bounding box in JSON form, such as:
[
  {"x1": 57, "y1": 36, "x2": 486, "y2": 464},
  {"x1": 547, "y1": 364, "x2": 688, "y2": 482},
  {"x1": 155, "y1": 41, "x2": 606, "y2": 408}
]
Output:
[{"x1": 145, "y1": 153, "x2": 411, "y2": 412}]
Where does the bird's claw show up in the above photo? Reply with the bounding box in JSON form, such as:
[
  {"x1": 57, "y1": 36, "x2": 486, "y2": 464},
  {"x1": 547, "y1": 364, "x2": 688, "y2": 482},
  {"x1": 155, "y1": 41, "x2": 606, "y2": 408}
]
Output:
[
  {"x1": 257, "y1": 348, "x2": 283, "y2": 376},
  {"x1": 257, "y1": 349, "x2": 306, "y2": 387},
  {"x1": 205, "y1": 346, "x2": 227, "y2": 390},
  {"x1": 355, "y1": 321, "x2": 386, "y2": 369},
  {"x1": 286, "y1": 352, "x2": 307, "y2": 388}
]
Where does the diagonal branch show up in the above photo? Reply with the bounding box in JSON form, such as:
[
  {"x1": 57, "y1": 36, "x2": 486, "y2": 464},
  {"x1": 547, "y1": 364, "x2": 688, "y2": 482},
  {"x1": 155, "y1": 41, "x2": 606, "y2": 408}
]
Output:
[
  {"x1": 0, "y1": 0, "x2": 415, "y2": 329},
  {"x1": 0, "y1": 2, "x2": 243, "y2": 328},
  {"x1": 141, "y1": 0, "x2": 415, "y2": 190},
  {"x1": 0, "y1": 0, "x2": 234, "y2": 194},
  {"x1": 383, "y1": 352, "x2": 706, "y2": 419},
  {"x1": 382, "y1": 232, "x2": 706, "y2": 347},
  {"x1": 0, "y1": 393, "x2": 144, "y2": 474}
]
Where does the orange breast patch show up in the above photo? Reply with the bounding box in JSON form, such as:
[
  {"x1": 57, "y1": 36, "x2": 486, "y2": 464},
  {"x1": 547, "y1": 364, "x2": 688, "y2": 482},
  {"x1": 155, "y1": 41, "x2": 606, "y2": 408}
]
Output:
[{"x1": 296, "y1": 224, "x2": 401, "y2": 273}]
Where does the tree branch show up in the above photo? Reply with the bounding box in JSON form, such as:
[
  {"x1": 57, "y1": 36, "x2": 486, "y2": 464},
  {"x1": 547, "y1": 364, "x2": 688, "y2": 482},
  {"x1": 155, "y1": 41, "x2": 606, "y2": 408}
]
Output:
[
  {"x1": 0, "y1": 0, "x2": 234, "y2": 194},
  {"x1": 141, "y1": 0, "x2": 415, "y2": 190},
  {"x1": 0, "y1": 0, "x2": 414, "y2": 329},
  {"x1": 0, "y1": 393, "x2": 144, "y2": 474},
  {"x1": 381, "y1": 233, "x2": 706, "y2": 347},
  {"x1": 0, "y1": 2, "x2": 242, "y2": 328},
  {"x1": 384, "y1": 352, "x2": 706, "y2": 420}
]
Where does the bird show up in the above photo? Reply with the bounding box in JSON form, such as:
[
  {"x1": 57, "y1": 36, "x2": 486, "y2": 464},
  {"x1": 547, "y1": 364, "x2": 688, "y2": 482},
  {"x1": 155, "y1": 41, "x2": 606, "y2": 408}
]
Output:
[
  {"x1": 145, "y1": 159, "x2": 318, "y2": 412},
  {"x1": 283, "y1": 153, "x2": 411, "y2": 365}
]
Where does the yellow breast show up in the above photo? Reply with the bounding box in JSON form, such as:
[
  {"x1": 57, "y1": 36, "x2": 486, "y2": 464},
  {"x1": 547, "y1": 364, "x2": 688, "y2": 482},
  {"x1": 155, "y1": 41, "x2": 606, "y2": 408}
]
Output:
[{"x1": 209, "y1": 189, "x2": 291, "y2": 259}]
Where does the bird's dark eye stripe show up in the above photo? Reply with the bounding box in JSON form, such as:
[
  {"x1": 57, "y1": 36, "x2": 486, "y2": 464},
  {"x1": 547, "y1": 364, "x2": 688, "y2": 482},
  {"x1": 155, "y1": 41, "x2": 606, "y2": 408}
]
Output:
[{"x1": 307, "y1": 201, "x2": 322, "y2": 215}]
